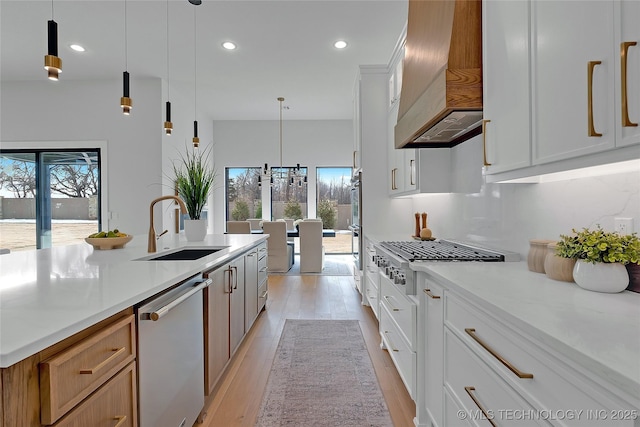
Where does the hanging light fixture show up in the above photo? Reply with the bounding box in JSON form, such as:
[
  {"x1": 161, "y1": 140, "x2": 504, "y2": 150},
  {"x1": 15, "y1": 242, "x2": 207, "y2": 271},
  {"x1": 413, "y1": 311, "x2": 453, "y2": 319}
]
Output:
[
  {"x1": 120, "y1": 0, "x2": 132, "y2": 115},
  {"x1": 44, "y1": 1, "x2": 62, "y2": 81},
  {"x1": 163, "y1": 0, "x2": 172, "y2": 135},
  {"x1": 192, "y1": 6, "x2": 199, "y2": 148},
  {"x1": 259, "y1": 97, "x2": 307, "y2": 188}
]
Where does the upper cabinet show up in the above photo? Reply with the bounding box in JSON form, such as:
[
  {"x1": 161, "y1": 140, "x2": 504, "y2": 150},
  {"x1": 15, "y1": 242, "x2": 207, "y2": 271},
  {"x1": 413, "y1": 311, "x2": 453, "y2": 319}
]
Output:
[
  {"x1": 481, "y1": 0, "x2": 532, "y2": 174},
  {"x1": 532, "y1": 0, "x2": 616, "y2": 164},
  {"x1": 484, "y1": 0, "x2": 640, "y2": 181},
  {"x1": 616, "y1": 0, "x2": 640, "y2": 147}
]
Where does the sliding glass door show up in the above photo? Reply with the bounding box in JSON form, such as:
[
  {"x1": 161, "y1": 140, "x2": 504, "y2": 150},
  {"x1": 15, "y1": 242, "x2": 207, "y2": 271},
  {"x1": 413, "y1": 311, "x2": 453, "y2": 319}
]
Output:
[{"x1": 0, "y1": 149, "x2": 101, "y2": 251}]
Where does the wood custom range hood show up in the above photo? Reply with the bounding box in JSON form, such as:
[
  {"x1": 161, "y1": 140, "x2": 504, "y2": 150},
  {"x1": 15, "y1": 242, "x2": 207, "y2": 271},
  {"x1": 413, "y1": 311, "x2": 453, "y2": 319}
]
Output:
[{"x1": 395, "y1": 0, "x2": 482, "y2": 149}]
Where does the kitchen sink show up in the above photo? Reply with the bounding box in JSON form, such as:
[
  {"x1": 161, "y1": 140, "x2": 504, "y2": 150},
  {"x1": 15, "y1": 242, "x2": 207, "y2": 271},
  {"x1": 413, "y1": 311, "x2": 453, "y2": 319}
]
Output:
[{"x1": 139, "y1": 247, "x2": 228, "y2": 261}]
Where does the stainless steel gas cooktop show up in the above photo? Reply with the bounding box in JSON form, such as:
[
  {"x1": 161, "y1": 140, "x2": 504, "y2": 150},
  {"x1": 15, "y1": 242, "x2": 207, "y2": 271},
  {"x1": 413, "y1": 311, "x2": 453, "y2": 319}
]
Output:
[{"x1": 379, "y1": 239, "x2": 517, "y2": 262}]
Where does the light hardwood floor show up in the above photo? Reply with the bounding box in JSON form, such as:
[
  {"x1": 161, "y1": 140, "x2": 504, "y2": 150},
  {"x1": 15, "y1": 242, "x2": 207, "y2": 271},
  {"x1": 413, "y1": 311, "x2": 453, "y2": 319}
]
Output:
[{"x1": 197, "y1": 273, "x2": 416, "y2": 427}]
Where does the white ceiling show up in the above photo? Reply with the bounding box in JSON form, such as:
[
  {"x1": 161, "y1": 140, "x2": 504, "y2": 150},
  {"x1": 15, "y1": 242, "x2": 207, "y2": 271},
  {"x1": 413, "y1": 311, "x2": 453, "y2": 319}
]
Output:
[{"x1": 0, "y1": 0, "x2": 408, "y2": 120}]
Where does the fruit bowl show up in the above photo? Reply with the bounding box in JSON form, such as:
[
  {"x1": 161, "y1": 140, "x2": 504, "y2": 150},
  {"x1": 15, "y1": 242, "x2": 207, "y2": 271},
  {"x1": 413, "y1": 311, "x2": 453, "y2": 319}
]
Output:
[{"x1": 85, "y1": 235, "x2": 133, "y2": 250}]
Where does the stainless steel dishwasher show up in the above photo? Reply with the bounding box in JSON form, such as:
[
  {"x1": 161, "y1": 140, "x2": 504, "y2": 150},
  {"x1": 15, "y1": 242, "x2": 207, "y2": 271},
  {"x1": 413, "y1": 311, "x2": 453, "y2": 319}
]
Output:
[{"x1": 136, "y1": 274, "x2": 211, "y2": 427}]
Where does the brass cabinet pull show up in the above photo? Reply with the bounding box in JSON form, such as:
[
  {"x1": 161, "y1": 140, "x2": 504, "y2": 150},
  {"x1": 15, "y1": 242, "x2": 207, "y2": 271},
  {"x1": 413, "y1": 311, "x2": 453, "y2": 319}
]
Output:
[
  {"x1": 621, "y1": 41, "x2": 638, "y2": 127},
  {"x1": 423, "y1": 288, "x2": 441, "y2": 299},
  {"x1": 391, "y1": 168, "x2": 398, "y2": 190},
  {"x1": 383, "y1": 331, "x2": 400, "y2": 352},
  {"x1": 464, "y1": 387, "x2": 497, "y2": 427},
  {"x1": 465, "y1": 328, "x2": 533, "y2": 379},
  {"x1": 588, "y1": 61, "x2": 603, "y2": 137},
  {"x1": 232, "y1": 265, "x2": 238, "y2": 290},
  {"x1": 80, "y1": 347, "x2": 126, "y2": 374},
  {"x1": 482, "y1": 119, "x2": 491, "y2": 166},
  {"x1": 353, "y1": 150, "x2": 357, "y2": 168},
  {"x1": 409, "y1": 159, "x2": 415, "y2": 185},
  {"x1": 260, "y1": 290, "x2": 268, "y2": 299},
  {"x1": 382, "y1": 295, "x2": 400, "y2": 311},
  {"x1": 113, "y1": 416, "x2": 128, "y2": 427}
]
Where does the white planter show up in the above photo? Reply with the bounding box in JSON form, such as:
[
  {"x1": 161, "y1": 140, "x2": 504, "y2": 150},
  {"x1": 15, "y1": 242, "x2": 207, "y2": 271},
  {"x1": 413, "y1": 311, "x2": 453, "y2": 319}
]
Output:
[
  {"x1": 572, "y1": 260, "x2": 629, "y2": 293},
  {"x1": 184, "y1": 219, "x2": 207, "y2": 241}
]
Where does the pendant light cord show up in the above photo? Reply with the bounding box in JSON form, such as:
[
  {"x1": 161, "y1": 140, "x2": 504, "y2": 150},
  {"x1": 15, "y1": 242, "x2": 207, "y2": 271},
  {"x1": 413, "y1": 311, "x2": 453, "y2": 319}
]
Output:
[
  {"x1": 51, "y1": 0, "x2": 54, "y2": 19},
  {"x1": 194, "y1": 7, "x2": 197, "y2": 120},
  {"x1": 166, "y1": 0, "x2": 170, "y2": 98},
  {"x1": 124, "y1": 0, "x2": 128, "y2": 71},
  {"x1": 279, "y1": 98, "x2": 283, "y2": 169}
]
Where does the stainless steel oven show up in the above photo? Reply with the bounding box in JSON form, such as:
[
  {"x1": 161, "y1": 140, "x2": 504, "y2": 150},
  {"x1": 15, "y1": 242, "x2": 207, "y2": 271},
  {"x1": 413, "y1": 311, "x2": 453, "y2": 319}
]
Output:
[{"x1": 350, "y1": 170, "x2": 362, "y2": 269}]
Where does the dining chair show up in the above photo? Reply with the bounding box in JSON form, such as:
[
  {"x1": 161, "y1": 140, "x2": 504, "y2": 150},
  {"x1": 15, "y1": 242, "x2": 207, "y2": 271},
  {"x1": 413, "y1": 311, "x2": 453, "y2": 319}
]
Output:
[
  {"x1": 226, "y1": 221, "x2": 251, "y2": 234},
  {"x1": 298, "y1": 220, "x2": 325, "y2": 273},
  {"x1": 262, "y1": 221, "x2": 294, "y2": 272}
]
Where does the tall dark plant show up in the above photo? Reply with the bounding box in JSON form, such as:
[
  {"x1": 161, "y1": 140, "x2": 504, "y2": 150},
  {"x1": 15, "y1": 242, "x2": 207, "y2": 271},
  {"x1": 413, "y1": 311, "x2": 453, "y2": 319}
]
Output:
[{"x1": 172, "y1": 145, "x2": 216, "y2": 220}]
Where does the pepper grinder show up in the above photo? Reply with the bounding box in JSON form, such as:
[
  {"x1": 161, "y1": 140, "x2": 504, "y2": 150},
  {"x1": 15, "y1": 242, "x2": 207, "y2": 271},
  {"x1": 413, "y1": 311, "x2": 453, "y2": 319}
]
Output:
[
  {"x1": 421, "y1": 212, "x2": 427, "y2": 230},
  {"x1": 414, "y1": 212, "x2": 420, "y2": 238}
]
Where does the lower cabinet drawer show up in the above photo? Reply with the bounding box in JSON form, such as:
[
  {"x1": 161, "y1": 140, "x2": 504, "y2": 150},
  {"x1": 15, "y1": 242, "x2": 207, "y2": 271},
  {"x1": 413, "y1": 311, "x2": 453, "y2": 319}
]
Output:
[
  {"x1": 380, "y1": 304, "x2": 416, "y2": 399},
  {"x1": 258, "y1": 280, "x2": 268, "y2": 311},
  {"x1": 54, "y1": 363, "x2": 137, "y2": 427},
  {"x1": 444, "y1": 328, "x2": 546, "y2": 427},
  {"x1": 445, "y1": 293, "x2": 629, "y2": 423},
  {"x1": 40, "y1": 315, "x2": 136, "y2": 425},
  {"x1": 366, "y1": 280, "x2": 379, "y2": 319},
  {"x1": 380, "y1": 274, "x2": 416, "y2": 350}
]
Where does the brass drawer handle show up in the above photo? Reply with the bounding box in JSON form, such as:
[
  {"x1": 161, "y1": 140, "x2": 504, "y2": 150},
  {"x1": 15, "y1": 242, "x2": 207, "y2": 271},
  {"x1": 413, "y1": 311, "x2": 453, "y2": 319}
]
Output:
[
  {"x1": 80, "y1": 347, "x2": 126, "y2": 374},
  {"x1": 260, "y1": 290, "x2": 268, "y2": 299},
  {"x1": 382, "y1": 295, "x2": 400, "y2": 311},
  {"x1": 465, "y1": 328, "x2": 533, "y2": 379},
  {"x1": 482, "y1": 119, "x2": 492, "y2": 166},
  {"x1": 465, "y1": 387, "x2": 497, "y2": 427},
  {"x1": 621, "y1": 41, "x2": 638, "y2": 127},
  {"x1": 423, "y1": 288, "x2": 441, "y2": 299},
  {"x1": 587, "y1": 60, "x2": 603, "y2": 137},
  {"x1": 383, "y1": 331, "x2": 400, "y2": 352},
  {"x1": 113, "y1": 415, "x2": 128, "y2": 427}
]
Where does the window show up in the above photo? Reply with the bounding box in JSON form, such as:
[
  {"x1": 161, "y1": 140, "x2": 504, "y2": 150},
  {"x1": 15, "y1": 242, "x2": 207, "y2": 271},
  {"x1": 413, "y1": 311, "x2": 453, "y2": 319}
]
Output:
[
  {"x1": 0, "y1": 149, "x2": 101, "y2": 251},
  {"x1": 225, "y1": 167, "x2": 261, "y2": 227},
  {"x1": 270, "y1": 167, "x2": 308, "y2": 221},
  {"x1": 316, "y1": 167, "x2": 352, "y2": 254}
]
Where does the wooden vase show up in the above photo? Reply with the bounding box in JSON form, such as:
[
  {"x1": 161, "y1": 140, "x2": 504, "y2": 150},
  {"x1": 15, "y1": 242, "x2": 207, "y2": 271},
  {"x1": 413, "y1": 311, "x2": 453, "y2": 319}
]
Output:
[{"x1": 544, "y1": 243, "x2": 575, "y2": 282}]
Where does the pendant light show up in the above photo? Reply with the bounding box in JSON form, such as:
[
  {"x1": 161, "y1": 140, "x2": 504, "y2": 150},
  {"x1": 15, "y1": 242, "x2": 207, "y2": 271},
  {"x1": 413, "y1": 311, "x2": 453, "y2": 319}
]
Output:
[
  {"x1": 164, "y1": 0, "x2": 172, "y2": 135},
  {"x1": 44, "y1": 0, "x2": 62, "y2": 81},
  {"x1": 259, "y1": 97, "x2": 306, "y2": 188},
  {"x1": 120, "y1": 0, "x2": 132, "y2": 115},
  {"x1": 192, "y1": 6, "x2": 199, "y2": 148}
]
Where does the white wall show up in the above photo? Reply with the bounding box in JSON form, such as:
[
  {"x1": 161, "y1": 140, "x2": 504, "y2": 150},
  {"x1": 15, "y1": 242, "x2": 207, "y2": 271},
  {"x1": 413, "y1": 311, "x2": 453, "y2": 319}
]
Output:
[
  {"x1": 0, "y1": 77, "x2": 164, "y2": 235},
  {"x1": 210, "y1": 119, "x2": 353, "y2": 233}
]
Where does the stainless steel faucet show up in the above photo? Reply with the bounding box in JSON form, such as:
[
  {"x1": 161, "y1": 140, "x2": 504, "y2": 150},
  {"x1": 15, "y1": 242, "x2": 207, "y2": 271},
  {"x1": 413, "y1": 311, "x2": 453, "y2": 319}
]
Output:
[{"x1": 148, "y1": 195, "x2": 187, "y2": 252}]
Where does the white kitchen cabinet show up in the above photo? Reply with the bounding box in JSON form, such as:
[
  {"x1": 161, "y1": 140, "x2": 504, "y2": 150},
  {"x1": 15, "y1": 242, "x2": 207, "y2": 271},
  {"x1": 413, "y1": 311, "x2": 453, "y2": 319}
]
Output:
[
  {"x1": 532, "y1": 0, "x2": 616, "y2": 165},
  {"x1": 482, "y1": 0, "x2": 532, "y2": 174},
  {"x1": 353, "y1": 77, "x2": 361, "y2": 171},
  {"x1": 416, "y1": 281, "x2": 444, "y2": 427},
  {"x1": 615, "y1": 0, "x2": 640, "y2": 148},
  {"x1": 415, "y1": 268, "x2": 639, "y2": 427},
  {"x1": 204, "y1": 264, "x2": 231, "y2": 396},
  {"x1": 379, "y1": 272, "x2": 417, "y2": 399}
]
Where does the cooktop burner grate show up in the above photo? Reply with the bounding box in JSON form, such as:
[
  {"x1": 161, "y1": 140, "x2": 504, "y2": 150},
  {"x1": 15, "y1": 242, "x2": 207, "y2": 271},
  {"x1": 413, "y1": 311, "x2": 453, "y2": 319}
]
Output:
[{"x1": 379, "y1": 240, "x2": 505, "y2": 262}]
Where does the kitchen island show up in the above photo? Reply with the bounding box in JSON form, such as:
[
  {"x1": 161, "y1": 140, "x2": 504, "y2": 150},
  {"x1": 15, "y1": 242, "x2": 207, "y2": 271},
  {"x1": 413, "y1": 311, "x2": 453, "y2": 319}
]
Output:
[
  {"x1": 0, "y1": 233, "x2": 267, "y2": 427},
  {"x1": 0, "y1": 233, "x2": 267, "y2": 368}
]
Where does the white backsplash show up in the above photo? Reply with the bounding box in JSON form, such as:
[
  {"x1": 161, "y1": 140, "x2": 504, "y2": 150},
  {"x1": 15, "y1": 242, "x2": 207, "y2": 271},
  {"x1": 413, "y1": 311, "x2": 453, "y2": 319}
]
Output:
[{"x1": 410, "y1": 170, "x2": 640, "y2": 258}]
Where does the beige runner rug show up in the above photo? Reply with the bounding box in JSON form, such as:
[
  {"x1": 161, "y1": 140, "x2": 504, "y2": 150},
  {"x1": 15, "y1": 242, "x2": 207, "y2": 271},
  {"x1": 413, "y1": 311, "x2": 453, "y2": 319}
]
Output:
[{"x1": 255, "y1": 319, "x2": 393, "y2": 427}]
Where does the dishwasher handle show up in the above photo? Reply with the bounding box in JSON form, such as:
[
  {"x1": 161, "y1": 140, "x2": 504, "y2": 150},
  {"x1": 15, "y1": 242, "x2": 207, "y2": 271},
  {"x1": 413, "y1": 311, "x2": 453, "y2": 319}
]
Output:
[{"x1": 144, "y1": 278, "x2": 212, "y2": 321}]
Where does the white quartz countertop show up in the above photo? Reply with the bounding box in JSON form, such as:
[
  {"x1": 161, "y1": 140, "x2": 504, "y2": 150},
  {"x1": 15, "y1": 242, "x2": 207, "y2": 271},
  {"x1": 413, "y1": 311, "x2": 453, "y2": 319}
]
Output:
[
  {"x1": 410, "y1": 261, "x2": 640, "y2": 401},
  {"x1": 0, "y1": 233, "x2": 267, "y2": 367}
]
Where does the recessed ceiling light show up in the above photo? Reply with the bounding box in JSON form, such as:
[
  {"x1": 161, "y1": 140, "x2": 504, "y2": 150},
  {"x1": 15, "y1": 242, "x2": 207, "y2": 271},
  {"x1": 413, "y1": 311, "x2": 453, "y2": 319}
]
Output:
[
  {"x1": 222, "y1": 41, "x2": 236, "y2": 50},
  {"x1": 334, "y1": 40, "x2": 348, "y2": 49},
  {"x1": 69, "y1": 44, "x2": 85, "y2": 52}
]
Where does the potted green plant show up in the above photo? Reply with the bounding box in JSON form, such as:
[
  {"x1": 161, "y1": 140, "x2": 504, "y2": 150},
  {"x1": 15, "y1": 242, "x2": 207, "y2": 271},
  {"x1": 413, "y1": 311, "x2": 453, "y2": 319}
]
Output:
[
  {"x1": 556, "y1": 225, "x2": 640, "y2": 293},
  {"x1": 172, "y1": 145, "x2": 216, "y2": 241}
]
